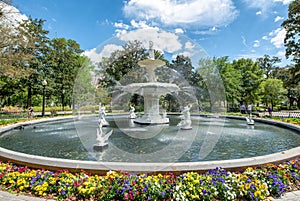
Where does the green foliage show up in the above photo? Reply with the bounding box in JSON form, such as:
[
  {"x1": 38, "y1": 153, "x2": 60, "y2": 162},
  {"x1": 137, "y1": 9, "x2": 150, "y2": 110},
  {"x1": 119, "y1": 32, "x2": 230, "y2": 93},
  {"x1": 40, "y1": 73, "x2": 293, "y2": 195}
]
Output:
[
  {"x1": 73, "y1": 56, "x2": 96, "y2": 109},
  {"x1": 232, "y1": 58, "x2": 264, "y2": 104},
  {"x1": 259, "y1": 78, "x2": 287, "y2": 106},
  {"x1": 98, "y1": 40, "x2": 147, "y2": 85},
  {"x1": 214, "y1": 56, "x2": 242, "y2": 107},
  {"x1": 257, "y1": 55, "x2": 281, "y2": 78},
  {"x1": 282, "y1": 0, "x2": 300, "y2": 65},
  {"x1": 197, "y1": 58, "x2": 226, "y2": 112}
]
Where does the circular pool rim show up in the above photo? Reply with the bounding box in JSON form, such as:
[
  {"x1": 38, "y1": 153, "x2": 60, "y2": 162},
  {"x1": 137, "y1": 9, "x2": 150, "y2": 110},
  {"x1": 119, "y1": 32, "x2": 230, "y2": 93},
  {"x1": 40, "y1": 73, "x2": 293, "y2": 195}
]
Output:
[{"x1": 0, "y1": 115, "x2": 299, "y2": 175}]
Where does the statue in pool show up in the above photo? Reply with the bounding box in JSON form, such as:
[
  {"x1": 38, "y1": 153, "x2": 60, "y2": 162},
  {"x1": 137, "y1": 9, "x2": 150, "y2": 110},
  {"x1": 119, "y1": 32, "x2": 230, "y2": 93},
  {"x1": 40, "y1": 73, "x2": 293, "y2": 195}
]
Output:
[
  {"x1": 98, "y1": 103, "x2": 109, "y2": 126},
  {"x1": 177, "y1": 104, "x2": 192, "y2": 130},
  {"x1": 129, "y1": 105, "x2": 137, "y2": 119},
  {"x1": 93, "y1": 119, "x2": 113, "y2": 152}
]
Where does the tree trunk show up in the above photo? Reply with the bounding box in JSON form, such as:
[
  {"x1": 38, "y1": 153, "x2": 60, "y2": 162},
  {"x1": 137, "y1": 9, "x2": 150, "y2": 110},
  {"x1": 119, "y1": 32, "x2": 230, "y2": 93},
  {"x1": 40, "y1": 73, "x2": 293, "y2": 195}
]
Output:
[{"x1": 27, "y1": 85, "x2": 32, "y2": 108}]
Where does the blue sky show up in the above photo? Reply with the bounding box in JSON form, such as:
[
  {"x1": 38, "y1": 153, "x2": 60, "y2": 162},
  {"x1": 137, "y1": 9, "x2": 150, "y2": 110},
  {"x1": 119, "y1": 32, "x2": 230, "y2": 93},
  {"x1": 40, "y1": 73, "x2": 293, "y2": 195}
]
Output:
[{"x1": 9, "y1": 0, "x2": 293, "y2": 66}]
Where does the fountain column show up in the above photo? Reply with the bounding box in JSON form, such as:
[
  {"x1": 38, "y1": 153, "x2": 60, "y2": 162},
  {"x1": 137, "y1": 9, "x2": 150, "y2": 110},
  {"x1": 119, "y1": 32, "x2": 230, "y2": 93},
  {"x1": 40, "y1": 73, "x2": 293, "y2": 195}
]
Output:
[{"x1": 144, "y1": 93, "x2": 160, "y2": 118}]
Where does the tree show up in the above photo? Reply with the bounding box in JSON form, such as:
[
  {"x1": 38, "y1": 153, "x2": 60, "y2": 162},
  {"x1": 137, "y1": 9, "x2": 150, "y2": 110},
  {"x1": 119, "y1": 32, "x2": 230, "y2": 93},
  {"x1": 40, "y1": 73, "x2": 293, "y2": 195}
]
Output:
[
  {"x1": 214, "y1": 57, "x2": 242, "y2": 111},
  {"x1": 45, "y1": 38, "x2": 83, "y2": 109},
  {"x1": 73, "y1": 56, "x2": 96, "y2": 109},
  {"x1": 257, "y1": 55, "x2": 281, "y2": 78},
  {"x1": 98, "y1": 40, "x2": 147, "y2": 85},
  {"x1": 18, "y1": 17, "x2": 50, "y2": 108},
  {"x1": 97, "y1": 41, "x2": 148, "y2": 109},
  {"x1": 169, "y1": 55, "x2": 194, "y2": 83},
  {"x1": 232, "y1": 58, "x2": 264, "y2": 105},
  {"x1": 0, "y1": 2, "x2": 35, "y2": 78},
  {"x1": 282, "y1": 0, "x2": 300, "y2": 76},
  {"x1": 259, "y1": 78, "x2": 287, "y2": 107},
  {"x1": 197, "y1": 58, "x2": 226, "y2": 112}
]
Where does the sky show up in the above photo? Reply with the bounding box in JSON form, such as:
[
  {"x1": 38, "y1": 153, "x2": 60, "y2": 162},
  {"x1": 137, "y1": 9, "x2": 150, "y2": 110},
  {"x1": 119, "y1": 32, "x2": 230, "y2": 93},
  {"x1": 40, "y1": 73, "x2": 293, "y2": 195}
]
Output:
[{"x1": 3, "y1": 0, "x2": 294, "y2": 66}]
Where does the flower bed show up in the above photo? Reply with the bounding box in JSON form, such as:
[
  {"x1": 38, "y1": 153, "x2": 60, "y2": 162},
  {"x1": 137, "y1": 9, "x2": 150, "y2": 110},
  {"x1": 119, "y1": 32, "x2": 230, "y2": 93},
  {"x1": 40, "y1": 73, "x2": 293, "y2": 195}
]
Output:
[{"x1": 0, "y1": 158, "x2": 299, "y2": 201}]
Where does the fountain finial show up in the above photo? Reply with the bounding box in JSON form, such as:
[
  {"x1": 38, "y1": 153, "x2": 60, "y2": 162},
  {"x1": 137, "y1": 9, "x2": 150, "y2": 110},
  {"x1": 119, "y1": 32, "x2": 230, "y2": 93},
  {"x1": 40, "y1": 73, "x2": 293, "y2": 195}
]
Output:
[{"x1": 149, "y1": 41, "x2": 154, "y2": 60}]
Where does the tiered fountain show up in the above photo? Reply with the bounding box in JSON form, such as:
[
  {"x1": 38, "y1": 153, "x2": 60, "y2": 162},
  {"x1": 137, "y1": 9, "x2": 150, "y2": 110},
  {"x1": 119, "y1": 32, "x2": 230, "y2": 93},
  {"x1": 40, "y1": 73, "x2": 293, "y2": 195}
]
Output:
[{"x1": 122, "y1": 41, "x2": 180, "y2": 124}]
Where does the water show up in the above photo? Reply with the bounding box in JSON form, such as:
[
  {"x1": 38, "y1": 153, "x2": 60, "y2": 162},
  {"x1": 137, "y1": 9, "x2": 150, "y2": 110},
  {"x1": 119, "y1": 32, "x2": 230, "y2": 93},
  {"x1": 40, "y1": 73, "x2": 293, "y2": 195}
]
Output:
[{"x1": 0, "y1": 116, "x2": 299, "y2": 163}]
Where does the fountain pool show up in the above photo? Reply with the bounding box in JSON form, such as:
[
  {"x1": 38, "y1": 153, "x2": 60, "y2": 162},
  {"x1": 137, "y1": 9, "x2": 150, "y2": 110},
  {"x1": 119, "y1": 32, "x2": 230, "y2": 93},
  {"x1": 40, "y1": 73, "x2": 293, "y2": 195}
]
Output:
[{"x1": 1, "y1": 116, "x2": 299, "y2": 162}]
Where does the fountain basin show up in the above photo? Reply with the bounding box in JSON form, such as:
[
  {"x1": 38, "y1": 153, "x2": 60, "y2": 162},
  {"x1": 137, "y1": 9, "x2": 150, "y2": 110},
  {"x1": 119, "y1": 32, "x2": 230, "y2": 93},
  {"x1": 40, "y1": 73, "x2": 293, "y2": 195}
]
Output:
[{"x1": 0, "y1": 116, "x2": 299, "y2": 175}]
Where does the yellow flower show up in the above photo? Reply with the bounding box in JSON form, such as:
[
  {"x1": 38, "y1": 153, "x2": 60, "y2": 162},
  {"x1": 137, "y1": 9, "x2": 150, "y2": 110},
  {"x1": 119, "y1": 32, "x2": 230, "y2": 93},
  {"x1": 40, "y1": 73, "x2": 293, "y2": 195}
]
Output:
[
  {"x1": 49, "y1": 178, "x2": 56, "y2": 185},
  {"x1": 260, "y1": 183, "x2": 268, "y2": 191},
  {"x1": 254, "y1": 190, "x2": 261, "y2": 197},
  {"x1": 191, "y1": 194, "x2": 199, "y2": 199}
]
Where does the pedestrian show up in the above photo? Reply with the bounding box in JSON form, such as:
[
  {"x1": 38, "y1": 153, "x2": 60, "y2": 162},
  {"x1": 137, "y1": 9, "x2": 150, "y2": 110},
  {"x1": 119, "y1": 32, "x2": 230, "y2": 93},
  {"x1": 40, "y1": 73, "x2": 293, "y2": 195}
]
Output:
[
  {"x1": 28, "y1": 107, "x2": 34, "y2": 119},
  {"x1": 240, "y1": 104, "x2": 246, "y2": 114},
  {"x1": 247, "y1": 104, "x2": 252, "y2": 116},
  {"x1": 267, "y1": 105, "x2": 272, "y2": 117}
]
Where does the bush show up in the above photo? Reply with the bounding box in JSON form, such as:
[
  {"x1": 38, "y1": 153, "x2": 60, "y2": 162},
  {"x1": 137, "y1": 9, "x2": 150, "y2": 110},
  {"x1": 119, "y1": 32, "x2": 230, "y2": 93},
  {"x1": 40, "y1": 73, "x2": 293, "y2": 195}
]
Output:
[{"x1": 32, "y1": 106, "x2": 72, "y2": 112}]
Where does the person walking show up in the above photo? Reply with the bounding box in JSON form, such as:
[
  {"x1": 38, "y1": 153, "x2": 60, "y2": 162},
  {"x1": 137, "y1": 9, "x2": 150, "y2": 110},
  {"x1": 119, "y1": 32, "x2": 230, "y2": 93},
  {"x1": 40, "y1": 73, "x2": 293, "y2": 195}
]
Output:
[
  {"x1": 267, "y1": 105, "x2": 272, "y2": 117},
  {"x1": 28, "y1": 107, "x2": 34, "y2": 120},
  {"x1": 247, "y1": 104, "x2": 252, "y2": 116},
  {"x1": 240, "y1": 104, "x2": 246, "y2": 114}
]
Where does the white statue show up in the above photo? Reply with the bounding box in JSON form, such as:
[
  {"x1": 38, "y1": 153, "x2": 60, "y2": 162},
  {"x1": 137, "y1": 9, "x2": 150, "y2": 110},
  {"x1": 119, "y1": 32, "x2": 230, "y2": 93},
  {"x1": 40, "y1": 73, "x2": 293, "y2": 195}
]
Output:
[
  {"x1": 162, "y1": 109, "x2": 167, "y2": 118},
  {"x1": 129, "y1": 105, "x2": 137, "y2": 119},
  {"x1": 98, "y1": 103, "x2": 109, "y2": 126},
  {"x1": 149, "y1": 41, "x2": 154, "y2": 60},
  {"x1": 177, "y1": 104, "x2": 192, "y2": 130},
  {"x1": 94, "y1": 120, "x2": 113, "y2": 151},
  {"x1": 245, "y1": 116, "x2": 255, "y2": 125}
]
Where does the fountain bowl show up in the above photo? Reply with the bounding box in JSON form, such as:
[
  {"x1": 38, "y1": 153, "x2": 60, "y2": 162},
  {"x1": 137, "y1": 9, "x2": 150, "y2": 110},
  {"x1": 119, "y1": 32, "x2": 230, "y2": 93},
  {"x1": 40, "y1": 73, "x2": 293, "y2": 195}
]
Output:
[{"x1": 123, "y1": 82, "x2": 179, "y2": 96}]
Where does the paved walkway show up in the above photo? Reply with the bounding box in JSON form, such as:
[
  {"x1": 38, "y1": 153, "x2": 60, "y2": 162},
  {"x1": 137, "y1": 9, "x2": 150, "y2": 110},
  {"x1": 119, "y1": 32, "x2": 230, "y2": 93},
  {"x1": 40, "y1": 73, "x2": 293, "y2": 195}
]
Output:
[
  {"x1": 0, "y1": 191, "x2": 55, "y2": 201},
  {"x1": 273, "y1": 190, "x2": 300, "y2": 201},
  {"x1": 0, "y1": 190, "x2": 299, "y2": 201}
]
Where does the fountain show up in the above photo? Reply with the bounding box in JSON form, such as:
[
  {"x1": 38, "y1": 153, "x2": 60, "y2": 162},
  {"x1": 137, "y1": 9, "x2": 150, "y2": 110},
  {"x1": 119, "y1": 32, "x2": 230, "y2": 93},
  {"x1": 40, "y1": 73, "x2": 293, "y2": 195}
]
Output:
[
  {"x1": 0, "y1": 36, "x2": 299, "y2": 175},
  {"x1": 122, "y1": 41, "x2": 180, "y2": 125}
]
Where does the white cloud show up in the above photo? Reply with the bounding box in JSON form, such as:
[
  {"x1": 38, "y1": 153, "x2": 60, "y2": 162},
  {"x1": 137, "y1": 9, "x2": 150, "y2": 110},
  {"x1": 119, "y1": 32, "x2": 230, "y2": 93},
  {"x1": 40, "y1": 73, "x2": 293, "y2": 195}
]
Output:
[
  {"x1": 274, "y1": 16, "x2": 284, "y2": 22},
  {"x1": 253, "y1": 40, "x2": 260, "y2": 47},
  {"x1": 130, "y1": 20, "x2": 153, "y2": 29},
  {"x1": 269, "y1": 28, "x2": 286, "y2": 48},
  {"x1": 172, "y1": 51, "x2": 192, "y2": 60},
  {"x1": 86, "y1": 28, "x2": 208, "y2": 68},
  {"x1": 274, "y1": 0, "x2": 293, "y2": 5},
  {"x1": 241, "y1": 36, "x2": 248, "y2": 47},
  {"x1": 185, "y1": 41, "x2": 195, "y2": 50},
  {"x1": 83, "y1": 44, "x2": 123, "y2": 63},
  {"x1": 262, "y1": 35, "x2": 268, "y2": 40},
  {"x1": 115, "y1": 29, "x2": 128, "y2": 37},
  {"x1": 243, "y1": 0, "x2": 274, "y2": 13},
  {"x1": 244, "y1": 0, "x2": 292, "y2": 15},
  {"x1": 118, "y1": 28, "x2": 182, "y2": 54},
  {"x1": 175, "y1": 28, "x2": 184, "y2": 34},
  {"x1": 0, "y1": 2, "x2": 27, "y2": 26},
  {"x1": 123, "y1": 0, "x2": 238, "y2": 28},
  {"x1": 276, "y1": 50, "x2": 285, "y2": 57},
  {"x1": 114, "y1": 22, "x2": 130, "y2": 30}
]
